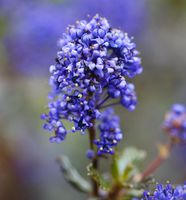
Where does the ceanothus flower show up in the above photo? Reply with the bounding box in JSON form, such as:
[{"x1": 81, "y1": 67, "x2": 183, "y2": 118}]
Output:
[
  {"x1": 42, "y1": 15, "x2": 142, "y2": 143},
  {"x1": 162, "y1": 104, "x2": 186, "y2": 142},
  {"x1": 140, "y1": 183, "x2": 186, "y2": 200},
  {"x1": 2, "y1": 0, "x2": 146, "y2": 76},
  {"x1": 94, "y1": 108, "x2": 123, "y2": 155}
]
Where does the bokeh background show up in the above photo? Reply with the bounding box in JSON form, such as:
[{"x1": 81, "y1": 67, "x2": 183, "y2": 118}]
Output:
[{"x1": 0, "y1": 0, "x2": 186, "y2": 199}]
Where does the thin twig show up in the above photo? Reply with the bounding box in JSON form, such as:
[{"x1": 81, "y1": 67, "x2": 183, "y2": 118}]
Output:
[
  {"x1": 134, "y1": 139, "x2": 175, "y2": 182},
  {"x1": 96, "y1": 96, "x2": 110, "y2": 108},
  {"x1": 100, "y1": 102, "x2": 120, "y2": 109}
]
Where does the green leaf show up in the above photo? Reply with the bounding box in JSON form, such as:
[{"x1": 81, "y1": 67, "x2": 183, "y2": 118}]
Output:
[
  {"x1": 122, "y1": 164, "x2": 134, "y2": 181},
  {"x1": 57, "y1": 155, "x2": 91, "y2": 193},
  {"x1": 87, "y1": 163, "x2": 111, "y2": 191},
  {"x1": 112, "y1": 147, "x2": 146, "y2": 182},
  {"x1": 121, "y1": 189, "x2": 144, "y2": 200},
  {"x1": 111, "y1": 155, "x2": 120, "y2": 179}
]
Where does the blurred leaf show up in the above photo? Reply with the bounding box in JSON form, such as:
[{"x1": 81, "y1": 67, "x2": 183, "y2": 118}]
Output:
[
  {"x1": 121, "y1": 189, "x2": 144, "y2": 200},
  {"x1": 111, "y1": 155, "x2": 119, "y2": 180},
  {"x1": 118, "y1": 147, "x2": 146, "y2": 175},
  {"x1": 57, "y1": 155, "x2": 91, "y2": 193},
  {"x1": 122, "y1": 164, "x2": 134, "y2": 181},
  {"x1": 87, "y1": 163, "x2": 111, "y2": 191},
  {"x1": 112, "y1": 147, "x2": 146, "y2": 182}
]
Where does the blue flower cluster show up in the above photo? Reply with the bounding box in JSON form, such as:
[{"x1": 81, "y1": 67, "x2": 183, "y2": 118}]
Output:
[
  {"x1": 2, "y1": 0, "x2": 146, "y2": 76},
  {"x1": 140, "y1": 183, "x2": 186, "y2": 200},
  {"x1": 42, "y1": 15, "x2": 142, "y2": 143},
  {"x1": 94, "y1": 108, "x2": 122, "y2": 155},
  {"x1": 162, "y1": 104, "x2": 186, "y2": 142}
]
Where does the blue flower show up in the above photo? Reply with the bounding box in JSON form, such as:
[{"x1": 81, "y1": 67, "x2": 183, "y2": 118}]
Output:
[
  {"x1": 2, "y1": 0, "x2": 146, "y2": 76},
  {"x1": 94, "y1": 108, "x2": 123, "y2": 155},
  {"x1": 42, "y1": 15, "x2": 142, "y2": 143},
  {"x1": 74, "y1": 0, "x2": 147, "y2": 35},
  {"x1": 3, "y1": 1, "x2": 76, "y2": 76},
  {"x1": 86, "y1": 149, "x2": 95, "y2": 159},
  {"x1": 41, "y1": 100, "x2": 67, "y2": 143},
  {"x1": 140, "y1": 183, "x2": 186, "y2": 200},
  {"x1": 162, "y1": 104, "x2": 186, "y2": 142}
]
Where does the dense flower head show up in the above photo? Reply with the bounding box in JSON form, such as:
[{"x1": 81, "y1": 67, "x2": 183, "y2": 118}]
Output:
[
  {"x1": 42, "y1": 15, "x2": 142, "y2": 143},
  {"x1": 162, "y1": 104, "x2": 186, "y2": 142},
  {"x1": 2, "y1": 0, "x2": 146, "y2": 76},
  {"x1": 94, "y1": 108, "x2": 123, "y2": 155},
  {"x1": 140, "y1": 183, "x2": 186, "y2": 200}
]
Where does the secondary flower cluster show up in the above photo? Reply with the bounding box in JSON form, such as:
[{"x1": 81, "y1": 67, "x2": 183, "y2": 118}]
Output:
[
  {"x1": 42, "y1": 15, "x2": 142, "y2": 144},
  {"x1": 94, "y1": 108, "x2": 123, "y2": 154},
  {"x1": 140, "y1": 183, "x2": 186, "y2": 200},
  {"x1": 162, "y1": 104, "x2": 186, "y2": 142}
]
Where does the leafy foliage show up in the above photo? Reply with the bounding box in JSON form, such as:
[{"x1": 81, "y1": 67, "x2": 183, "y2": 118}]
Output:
[{"x1": 57, "y1": 155, "x2": 91, "y2": 193}]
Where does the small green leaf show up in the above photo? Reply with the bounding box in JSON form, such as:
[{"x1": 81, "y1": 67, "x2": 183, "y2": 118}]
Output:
[
  {"x1": 57, "y1": 155, "x2": 91, "y2": 193},
  {"x1": 121, "y1": 189, "x2": 144, "y2": 200},
  {"x1": 111, "y1": 155, "x2": 119, "y2": 179},
  {"x1": 87, "y1": 163, "x2": 111, "y2": 191},
  {"x1": 118, "y1": 147, "x2": 146, "y2": 175},
  {"x1": 112, "y1": 147, "x2": 146, "y2": 182},
  {"x1": 122, "y1": 164, "x2": 134, "y2": 181}
]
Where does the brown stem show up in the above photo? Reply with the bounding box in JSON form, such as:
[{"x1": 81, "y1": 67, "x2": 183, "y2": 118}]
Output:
[
  {"x1": 88, "y1": 124, "x2": 99, "y2": 197},
  {"x1": 135, "y1": 140, "x2": 174, "y2": 182},
  {"x1": 96, "y1": 96, "x2": 110, "y2": 108},
  {"x1": 100, "y1": 102, "x2": 120, "y2": 110},
  {"x1": 107, "y1": 183, "x2": 123, "y2": 200}
]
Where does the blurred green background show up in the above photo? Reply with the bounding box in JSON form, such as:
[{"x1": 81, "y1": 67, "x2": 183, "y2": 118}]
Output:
[{"x1": 0, "y1": 0, "x2": 186, "y2": 199}]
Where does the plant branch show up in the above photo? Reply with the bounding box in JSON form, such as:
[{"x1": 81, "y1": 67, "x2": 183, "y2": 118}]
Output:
[
  {"x1": 134, "y1": 139, "x2": 175, "y2": 182},
  {"x1": 88, "y1": 124, "x2": 99, "y2": 197},
  {"x1": 107, "y1": 182, "x2": 123, "y2": 200},
  {"x1": 96, "y1": 96, "x2": 110, "y2": 108},
  {"x1": 100, "y1": 102, "x2": 120, "y2": 109}
]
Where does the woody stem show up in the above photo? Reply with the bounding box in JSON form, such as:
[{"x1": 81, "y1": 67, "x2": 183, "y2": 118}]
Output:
[{"x1": 88, "y1": 124, "x2": 99, "y2": 197}]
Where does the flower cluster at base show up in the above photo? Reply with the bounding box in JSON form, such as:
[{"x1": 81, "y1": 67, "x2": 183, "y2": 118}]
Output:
[
  {"x1": 94, "y1": 108, "x2": 122, "y2": 155},
  {"x1": 41, "y1": 14, "x2": 142, "y2": 144},
  {"x1": 162, "y1": 104, "x2": 186, "y2": 142},
  {"x1": 137, "y1": 183, "x2": 186, "y2": 200}
]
